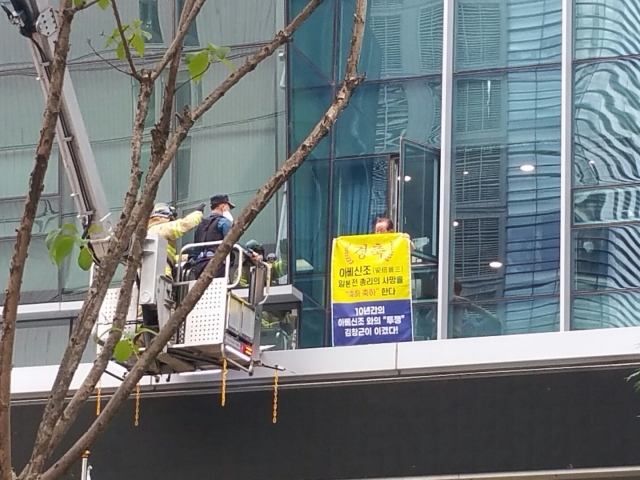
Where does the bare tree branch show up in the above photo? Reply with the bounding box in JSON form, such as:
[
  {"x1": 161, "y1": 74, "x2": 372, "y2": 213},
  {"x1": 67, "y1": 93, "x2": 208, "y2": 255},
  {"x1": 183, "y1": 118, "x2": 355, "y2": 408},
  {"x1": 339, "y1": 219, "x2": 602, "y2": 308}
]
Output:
[
  {"x1": 19, "y1": 79, "x2": 154, "y2": 479},
  {"x1": 71, "y1": 0, "x2": 100, "y2": 12},
  {"x1": 110, "y1": 0, "x2": 142, "y2": 80},
  {"x1": 148, "y1": 0, "x2": 326, "y2": 185},
  {"x1": 40, "y1": 0, "x2": 367, "y2": 476},
  {"x1": 86, "y1": 39, "x2": 133, "y2": 76},
  {"x1": 150, "y1": 0, "x2": 207, "y2": 82},
  {"x1": 149, "y1": 0, "x2": 189, "y2": 169},
  {"x1": 0, "y1": 2, "x2": 76, "y2": 480}
]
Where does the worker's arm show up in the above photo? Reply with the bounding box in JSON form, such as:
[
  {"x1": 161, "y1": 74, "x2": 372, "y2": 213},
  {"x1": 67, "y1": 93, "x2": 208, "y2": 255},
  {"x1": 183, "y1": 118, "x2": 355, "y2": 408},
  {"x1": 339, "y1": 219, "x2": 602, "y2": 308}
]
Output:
[
  {"x1": 156, "y1": 211, "x2": 204, "y2": 241},
  {"x1": 218, "y1": 217, "x2": 232, "y2": 237}
]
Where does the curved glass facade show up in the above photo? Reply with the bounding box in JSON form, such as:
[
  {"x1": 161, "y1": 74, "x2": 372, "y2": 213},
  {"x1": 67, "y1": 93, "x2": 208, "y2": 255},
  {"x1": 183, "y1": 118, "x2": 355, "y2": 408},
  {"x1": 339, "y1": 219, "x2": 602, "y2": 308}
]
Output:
[{"x1": 288, "y1": 0, "x2": 640, "y2": 345}]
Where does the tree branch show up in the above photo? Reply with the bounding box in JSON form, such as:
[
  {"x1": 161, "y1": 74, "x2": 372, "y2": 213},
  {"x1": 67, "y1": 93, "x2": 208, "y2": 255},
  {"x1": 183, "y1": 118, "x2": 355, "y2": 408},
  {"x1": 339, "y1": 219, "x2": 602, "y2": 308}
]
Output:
[
  {"x1": 19, "y1": 79, "x2": 154, "y2": 479},
  {"x1": 148, "y1": 0, "x2": 326, "y2": 184},
  {"x1": 150, "y1": 0, "x2": 206, "y2": 82},
  {"x1": 0, "y1": 2, "x2": 75, "y2": 480},
  {"x1": 71, "y1": 0, "x2": 100, "y2": 13},
  {"x1": 86, "y1": 39, "x2": 133, "y2": 76},
  {"x1": 40, "y1": 0, "x2": 367, "y2": 477},
  {"x1": 110, "y1": 0, "x2": 142, "y2": 81}
]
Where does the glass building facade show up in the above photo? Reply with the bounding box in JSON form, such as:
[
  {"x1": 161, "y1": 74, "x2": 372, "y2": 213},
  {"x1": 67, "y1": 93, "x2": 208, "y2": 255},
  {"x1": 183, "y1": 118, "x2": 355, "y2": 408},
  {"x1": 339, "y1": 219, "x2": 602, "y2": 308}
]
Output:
[
  {"x1": 287, "y1": 0, "x2": 640, "y2": 345},
  {"x1": 2, "y1": 0, "x2": 640, "y2": 360}
]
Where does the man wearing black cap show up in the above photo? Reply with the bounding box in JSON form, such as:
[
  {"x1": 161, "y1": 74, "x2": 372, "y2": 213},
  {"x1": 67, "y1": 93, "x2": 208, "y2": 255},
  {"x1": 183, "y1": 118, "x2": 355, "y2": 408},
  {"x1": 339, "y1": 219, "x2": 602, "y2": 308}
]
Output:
[{"x1": 192, "y1": 194, "x2": 236, "y2": 279}]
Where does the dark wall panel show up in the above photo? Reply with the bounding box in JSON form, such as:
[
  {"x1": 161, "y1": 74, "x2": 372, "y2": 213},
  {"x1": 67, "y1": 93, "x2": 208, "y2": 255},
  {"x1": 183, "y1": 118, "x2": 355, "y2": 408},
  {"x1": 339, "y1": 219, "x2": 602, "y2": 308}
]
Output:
[{"x1": 11, "y1": 367, "x2": 640, "y2": 480}]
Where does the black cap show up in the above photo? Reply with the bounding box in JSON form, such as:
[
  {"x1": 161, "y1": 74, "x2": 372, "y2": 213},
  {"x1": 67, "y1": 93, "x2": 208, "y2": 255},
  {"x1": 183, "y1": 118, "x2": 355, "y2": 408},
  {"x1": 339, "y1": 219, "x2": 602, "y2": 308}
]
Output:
[{"x1": 210, "y1": 194, "x2": 236, "y2": 209}]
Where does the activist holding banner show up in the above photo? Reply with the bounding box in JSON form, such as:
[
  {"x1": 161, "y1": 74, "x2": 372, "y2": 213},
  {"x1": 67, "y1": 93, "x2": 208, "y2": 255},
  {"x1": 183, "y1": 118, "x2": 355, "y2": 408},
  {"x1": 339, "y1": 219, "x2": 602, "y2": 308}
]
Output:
[
  {"x1": 331, "y1": 231, "x2": 414, "y2": 347},
  {"x1": 373, "y1": 217, "x2": 415, "y2": 251}
]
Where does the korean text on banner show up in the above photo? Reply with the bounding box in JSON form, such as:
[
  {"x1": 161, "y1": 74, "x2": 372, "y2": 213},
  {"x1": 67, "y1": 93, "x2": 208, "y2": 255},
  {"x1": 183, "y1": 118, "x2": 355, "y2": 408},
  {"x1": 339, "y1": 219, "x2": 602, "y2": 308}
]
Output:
[{"x1": 331, "y1": 233, "x2": 413, "y2": 346}]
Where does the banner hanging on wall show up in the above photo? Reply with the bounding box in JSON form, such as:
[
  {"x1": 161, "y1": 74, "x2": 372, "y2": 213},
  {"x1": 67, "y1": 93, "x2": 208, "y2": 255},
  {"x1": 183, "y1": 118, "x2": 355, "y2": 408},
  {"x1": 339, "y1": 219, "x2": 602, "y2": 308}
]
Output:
[{"x1": 331, "y1": 233, "x2": 413, "y2": 346}]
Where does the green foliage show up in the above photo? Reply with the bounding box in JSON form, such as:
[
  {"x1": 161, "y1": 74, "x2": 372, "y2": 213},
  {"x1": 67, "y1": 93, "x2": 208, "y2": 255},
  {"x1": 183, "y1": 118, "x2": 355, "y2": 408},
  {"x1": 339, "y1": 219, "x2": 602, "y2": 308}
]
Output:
[
  {"x1": 105, "y1": 19, "x2": 152, "y2": 60},
  {"x1": 185, "y1": 43, "x2": 235, "y2": 83},
  {"x1": 45, "y1": 223, "x2": 98, "y2": 271},
  {"x1": 100, "y1": 326, "x2": 158, "y2": 363}
]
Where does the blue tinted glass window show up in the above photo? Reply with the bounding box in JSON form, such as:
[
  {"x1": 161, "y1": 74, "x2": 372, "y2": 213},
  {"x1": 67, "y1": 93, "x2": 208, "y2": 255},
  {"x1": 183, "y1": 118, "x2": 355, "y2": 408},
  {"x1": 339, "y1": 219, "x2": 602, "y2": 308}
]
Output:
[
  {"x1": 337, "y1": 0, "x2": 443, "y2": 81},
  {"x1": 450, "y1": 67, "x2": 561, "y2": 337},
  {"x1": 335, "y1": 79, "x2": 441, "y2": 158},
  {"x1": 454, "y1": 0, "x2": 561, "y2": 73},
  {"x1": 575, "y1": 0, "x2": 640, "y2": 60},
  {"x1": 289, "y1": 0, "x2": 335, "y2": 79},
  {"x1": 574, "y1": 59, "x2": 640, "y2": 188}
]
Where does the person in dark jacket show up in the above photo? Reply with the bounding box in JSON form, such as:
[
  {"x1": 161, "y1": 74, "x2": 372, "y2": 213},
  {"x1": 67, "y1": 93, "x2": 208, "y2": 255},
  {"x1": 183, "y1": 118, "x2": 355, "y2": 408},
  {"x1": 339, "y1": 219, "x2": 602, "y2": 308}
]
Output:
[{"x1": 192, "y1": 194, "x2": 235, "y2": 279}]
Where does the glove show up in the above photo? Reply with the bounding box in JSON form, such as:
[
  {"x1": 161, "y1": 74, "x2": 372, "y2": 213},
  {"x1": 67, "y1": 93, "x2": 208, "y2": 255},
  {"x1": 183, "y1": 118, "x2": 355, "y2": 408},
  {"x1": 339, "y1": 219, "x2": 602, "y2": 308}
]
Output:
[{"x1": 196, "y1": 202, "x2": 206, "y2": 213}]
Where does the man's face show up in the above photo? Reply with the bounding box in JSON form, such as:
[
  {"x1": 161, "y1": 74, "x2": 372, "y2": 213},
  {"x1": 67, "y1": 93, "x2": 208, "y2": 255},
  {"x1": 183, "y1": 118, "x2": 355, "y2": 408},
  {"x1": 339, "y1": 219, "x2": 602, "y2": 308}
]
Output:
[{"x1": 375, "y1": 221, "x2": 392, "y2": 234}]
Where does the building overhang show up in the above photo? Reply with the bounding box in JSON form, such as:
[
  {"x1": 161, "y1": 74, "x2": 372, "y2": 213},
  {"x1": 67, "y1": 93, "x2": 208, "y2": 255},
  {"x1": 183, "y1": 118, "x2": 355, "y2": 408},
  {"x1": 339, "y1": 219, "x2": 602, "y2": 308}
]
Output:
[{"x1": 11, "y1": 325, "x2": 640, "y2": 403}]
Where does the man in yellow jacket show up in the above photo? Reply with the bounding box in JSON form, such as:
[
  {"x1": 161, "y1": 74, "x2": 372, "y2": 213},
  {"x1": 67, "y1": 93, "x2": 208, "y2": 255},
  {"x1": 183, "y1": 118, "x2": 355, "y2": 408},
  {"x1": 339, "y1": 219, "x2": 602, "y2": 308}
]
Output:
[
  {"x1": 139, "y1": 202, "x2": 205, "y2": 352},
  {"x1": 147, "y1": 202, "x2": 205, "y2": 279}
]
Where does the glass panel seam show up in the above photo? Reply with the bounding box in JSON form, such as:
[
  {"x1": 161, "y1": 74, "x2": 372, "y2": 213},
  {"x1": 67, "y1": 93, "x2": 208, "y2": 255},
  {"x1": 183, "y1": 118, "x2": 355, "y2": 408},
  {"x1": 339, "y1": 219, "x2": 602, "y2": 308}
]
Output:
[
  {"x1": 559, "y1": 0, "x2": 573, "y2": 332},
  {"x1": 437, "y1": 0, "x2": 455, "y2": 340}
]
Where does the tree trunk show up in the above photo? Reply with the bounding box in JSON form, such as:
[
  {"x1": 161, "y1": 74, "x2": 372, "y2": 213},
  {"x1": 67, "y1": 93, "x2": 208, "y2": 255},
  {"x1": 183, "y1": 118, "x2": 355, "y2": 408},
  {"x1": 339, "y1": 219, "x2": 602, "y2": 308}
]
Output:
[
  {"x1": 0, "y1": 3, "x2": 75, "y2": 480},
  {"x1": 40, "y1": 0, "x2": 368, "y2": 477}
]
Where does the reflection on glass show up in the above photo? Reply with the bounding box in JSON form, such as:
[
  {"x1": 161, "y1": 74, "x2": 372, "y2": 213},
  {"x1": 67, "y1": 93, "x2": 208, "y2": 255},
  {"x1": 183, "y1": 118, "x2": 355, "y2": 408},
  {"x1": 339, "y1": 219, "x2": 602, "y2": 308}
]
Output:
[
  {"x1": 299, "y1": 299, "x2": 327, "y2": 348},
  {"x1": 455, "y1": 0, "x2": 561, "y2": 72},
  {"x1": 574, "y1": 59, "x2": 640, "y2": 187},
  {"x1": 289, "y1": 48, "x2": 333, "y2": 159},
  {"x1": 451, "y1": 69, "x2": 561, "y2": 311},
  {"x1": 289, "y1": 0, "x2": 335, "y2": 78},
  {"x1": 332, "y1": 157, "x2": 389, "y2": 238},
  {"x1": 573, "y1": 225, "x2": 640, "y2": 292},
  {"x1": 0, "y1": 197, "x2": 59, "y2": 239},
  {"x1": 292, "y1": 275, "x2": 325, "y2": 311},
  {"x1": 401, "y1": 139, "x2": 440, "y2": 259},
  {"x1": 13, "y1": 320, "x2": 71, "y2": 367},
  {"x1": 291, "y1": 159, "x2": 329, "y2": 275},
  {"x1": 450, "y1": 296, "x2": 558, "y2": 338},
  {"x1": 575, "y1": 0, "x2": 640, "y2": 60},
  {"x1": 261, "y1": 305, "x2": 298, "y2": 351},
  {"x1": 574, "y1": 185, "x2": 640, "y2": 225},
  {"x1": 338, "y1": 0, "x2": 443, "y2": 81},
  {"x1": 335, "y1": 79, "x2": 441, "y2": 158},
  {"x1": 412, "y1": 300, "x2": 437, "y2": 341},
  {"x1": 0, "y1": 238, "x2": 59, "y2": 304},
  {"x1": 573, "y1": 290, "x2": 640, "y2": 329}
]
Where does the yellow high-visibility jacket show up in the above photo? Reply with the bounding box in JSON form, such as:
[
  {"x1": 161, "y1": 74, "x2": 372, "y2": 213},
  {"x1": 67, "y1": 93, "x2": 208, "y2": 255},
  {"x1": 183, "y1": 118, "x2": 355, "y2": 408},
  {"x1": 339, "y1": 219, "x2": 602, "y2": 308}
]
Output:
[{"x1": 148, "y1": 211, "x2": 203, "y2": 278}]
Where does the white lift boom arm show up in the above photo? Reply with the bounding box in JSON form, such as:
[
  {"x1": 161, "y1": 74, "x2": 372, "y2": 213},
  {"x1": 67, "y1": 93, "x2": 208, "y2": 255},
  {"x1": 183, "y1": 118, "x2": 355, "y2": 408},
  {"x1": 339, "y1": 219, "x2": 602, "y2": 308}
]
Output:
[{"x1": 3, "y1": 0, "x2": 113, "y2": 259}]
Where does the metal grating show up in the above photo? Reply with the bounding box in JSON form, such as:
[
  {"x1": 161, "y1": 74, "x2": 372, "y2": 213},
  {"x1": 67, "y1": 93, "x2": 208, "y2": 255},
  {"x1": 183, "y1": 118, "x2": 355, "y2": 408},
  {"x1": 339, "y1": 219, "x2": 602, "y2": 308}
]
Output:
[
  {"x1": 182, "y1": 278, "x2": 227, "y2": 346},
  {"x1": 96, "y1": 286, "x2": 139, "y2": 354}
]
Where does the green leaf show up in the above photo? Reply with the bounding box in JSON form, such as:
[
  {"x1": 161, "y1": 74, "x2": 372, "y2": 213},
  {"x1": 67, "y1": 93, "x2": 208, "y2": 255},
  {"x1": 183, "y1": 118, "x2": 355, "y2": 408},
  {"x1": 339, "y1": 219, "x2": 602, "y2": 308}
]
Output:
[
  {"x1": 215, "y1": 46, "x2": 230, "y2": 58},
  {"x1": 78, "y1": 246, "x2": 94, "y2": 271},
  {"x1": 220, "y1": 57, "x2": 236, "y2": 72},
  {"x1": 116, "y1": 41, "x2": 126, "y2": 60},
  {"x1": 87, "y1": 224, "x2": 103, "y2": 235},
  {"x1": 50, "y1": 234, "x2": 76, "y2": 267},
  {"x1": 105, "y1": 33, "x2": 116, "y2": 47},
  {"x1": 130, "y1": 34, "x2": 145, "y2": 57},
  {"x1": 141, "y1": 30, "x2": 153, "y2": 40},
  {"x1": 132, "y1": 18, "x2": 143, "y2": 29},
  {"x1": 73, "y1": 0, "x2": 84, "y2": 5},
  {"x1": 114, "y1": 340, "x2": 133, "y2": 362},
  {"x1": 98, "y1": 0, "x2": 111, "y2": 9},
  {"x1": 186, "y1": 49, "x2": 210, "y2": 83},
  {"x1": 60, "y1": 222, "x2": 79, "y2": 235},
  {"x1": 135, "y1": 327, "x2": 158, "y2": 336},
  {"x1": 45, "y1": 228, "x2": 61, "y2": 250}
]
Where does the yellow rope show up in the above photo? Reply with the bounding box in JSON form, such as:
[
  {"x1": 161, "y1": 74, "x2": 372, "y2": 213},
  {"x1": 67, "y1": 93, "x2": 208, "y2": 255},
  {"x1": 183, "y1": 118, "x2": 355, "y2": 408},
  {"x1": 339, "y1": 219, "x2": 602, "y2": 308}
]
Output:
[
  {"x1": 221, "y1": 358, "x2": 227, "y2": 406},
  {"x1": 272, "y1": 370, "x2": 278, "y2": 424},
  {"x1": 134, "y1": 382, "x2": 140, "y2": 426},
  {"x1": 95, "y1": 380, "x2": 101, "y2": 416}
]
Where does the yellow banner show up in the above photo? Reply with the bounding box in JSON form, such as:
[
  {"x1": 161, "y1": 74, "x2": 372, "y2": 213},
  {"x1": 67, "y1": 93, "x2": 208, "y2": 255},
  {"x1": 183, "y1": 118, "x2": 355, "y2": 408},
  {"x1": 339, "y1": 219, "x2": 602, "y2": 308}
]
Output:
[{"x1": 331, "y1": 233, "x2": 412, "y2": 304}]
